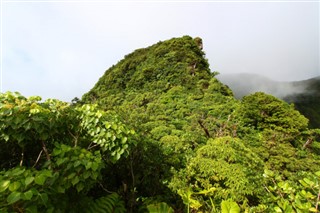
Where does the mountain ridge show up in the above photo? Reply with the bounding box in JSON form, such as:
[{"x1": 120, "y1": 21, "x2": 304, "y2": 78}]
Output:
[{"x1": 82, "y1": 36, "x2": 225, "y2": 105}]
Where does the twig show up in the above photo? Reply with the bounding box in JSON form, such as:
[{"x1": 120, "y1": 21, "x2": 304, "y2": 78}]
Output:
[
  {"x1": 41, "y1": 140, "x2": 50, "y2": 162},
  {"x1": 68, "y1": 129, "x2": 78, "y2": 147},
  {"x1": 129, "y1": 153, "x2": 136, "y2": 212},
  {"x1": 20, "y1": 151, "x2": 24, "y2": 167},
  {"x1": 263, "y1": 184, "x2": 271, "y2": 194},
  {"x1": 316, "y1": 188, "x2": 320, "y2": 212},
  {"x1": 302, "y1": 138, "x2": 313, "y2": 149},
  {"x1": 87, "y1": 143, "x2": 99, "y2": 150},
  {"x1": 33, "y1": 150, "x2": 43, "y2": 168},
  {"x1": 99, "y1": 182, "x2": 113, "y2": 193},
  {"x1": 198, "y1": 120, "x2": 210, "y2": 138}
]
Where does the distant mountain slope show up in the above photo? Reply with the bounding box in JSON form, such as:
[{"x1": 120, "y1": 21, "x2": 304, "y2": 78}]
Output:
[
  {"x1": 218, "y1": 73, "x2": 320, "y2": 128},
  {"x1": 284, "y1": 76, "x2": 320, "y2": 129},
  {"x1": 217, "y1": 73, "x2": 307, "y2": 99}
]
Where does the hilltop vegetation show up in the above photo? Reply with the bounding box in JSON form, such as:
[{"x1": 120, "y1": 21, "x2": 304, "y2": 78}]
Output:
[{"x1": 1, "y1": 36, "x2": 320, "y2": 212}]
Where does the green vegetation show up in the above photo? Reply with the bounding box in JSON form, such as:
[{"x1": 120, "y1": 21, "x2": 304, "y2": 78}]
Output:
[{"x1": 1, "y1": 36, "x2": 320, "y2": 212}]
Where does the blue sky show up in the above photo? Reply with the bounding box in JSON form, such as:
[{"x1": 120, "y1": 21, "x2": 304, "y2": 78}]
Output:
[{"x1": 1, "y1": 1, "x2": 319, "y2": 101}]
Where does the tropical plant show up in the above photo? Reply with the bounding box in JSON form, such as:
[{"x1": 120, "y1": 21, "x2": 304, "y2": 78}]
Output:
[{"x1": 0, "y1": 92, "x2": 133, "y2": 212}]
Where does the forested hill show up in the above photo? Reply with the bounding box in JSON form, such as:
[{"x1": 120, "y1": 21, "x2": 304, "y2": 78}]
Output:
[
  {"x1": 284, "y1": 76, "x2": 320, "y2": 129},
  {"x1": 1, "y1": 36, "x2": 319, "y2": 212},
  {"x1": 80, "y1": 36, "x2": 320, "y2": 212},
  {"x1": 82, "y1": 35, "x2": 232, "y2": 106}
]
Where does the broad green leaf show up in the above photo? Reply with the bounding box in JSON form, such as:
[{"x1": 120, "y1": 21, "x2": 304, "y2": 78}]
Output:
[
  {"x1": 76, "y1": 182, "x2": 84, "y2": 192},
  {"x1": 7, "y1": 191, "x2": 21, "y2": 204},
  {"x1": 121, "y1": 137, "x2": 127, "y2": 144},
  {"x1": 85, "y1": 162, "x2": 92, "y2": 170},
  {"x1": 10, "y1": 167, "x2": 25, "y2": 176},
  {"x1": 41, "y1": 170, "x2": 52, "y2": 178},
  {"x1": 83, "y1": 171, "x2": 91, "y2": 179},
  {"x1": 303, "y1": 178, "x2": 315, "y2": 187},
  {"x1": 25, "y1": 176, "x2": 34, "y2": 186},
  {"x1": 0, "y1": 180, "x2": 10, "y2": 192},
  {"x1": 106, "y1": 132, "x2": 112, "y2": 138},
  {"x1": 309, "y1": 207, "x2": 318, "y2": 212},
  {"x1": 92, "y1": 172, "x2": 98, "y2": 180},
  {"x1": 105, "y1": 123, "x2": 111, "y2": 129},
  {"x1": 111, "y1": 123, "x2": 117, "y2": 130},
  {"x1": 34, "y1": 175, "x2": 46, "y2": 185},
  {"x1": 56, "y1": 157, "x2": 67, "y2": 166},
  {"x1": 284, "y1": 205, "x2": 293, "y2": 213},
  {"x1": 52, "y1": 148, "x2": 62, "y2": 156},
  {"x1": 39, "y1": 193, "x2": 48, "y2": 204},
  {"x1": 23, "y1": 190, "x2": 33, "y2": 200},
  {"x1": 221, "y1": 200, "x2": 240, "y2": 213},
  {"x1": 71, "y1": 176, "x2": 79, "y2": 186},
  {"x1": 56, "y1": 185, "x2": 65, "y2": 193},
  {"x1": 3, "y1": 134, "x2": 9, "y2": 141},
  {"x1": 25, "y1": 205, "x2": 38, "y2": 213},
  {"x1": 67, "y1": 173, "x2": 76, "y2": 180},
  {"x1": 115, "y1": 152, "x2": 121, "y2": 161},
  {"x1": 91, "y1": 162, "x2": 99, "y2": 171},
  {"x1": 9, "y1": 181, "x2": 21, "y2": 192},
  {"x1": 274, "y1": 207, "x2": 283, "y2": 212}
]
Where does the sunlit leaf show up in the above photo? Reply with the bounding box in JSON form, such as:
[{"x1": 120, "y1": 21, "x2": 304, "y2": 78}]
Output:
[
  {"x1": 0, "y1": 180, "x2": 10, "y2": 192},
  {"x1": 25, "y1": 176, "x2": 34, "y2": 186},
  {"x1": 221, "y1": 200, "x2": 240, "y2": 213},
  {"x1": 7, "y1": 191, "x2": 21, "y2": 204}
]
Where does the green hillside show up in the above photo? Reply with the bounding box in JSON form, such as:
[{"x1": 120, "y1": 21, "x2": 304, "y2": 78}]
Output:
[
  {"x1": 1, "y1": 36, "x2": 320, "y2": 212},
  {"x1": 81, "y1": 36, "x2": 320, "y2": 212},
  {"x1": 284, "y1": 77, "x2": 320, "y2": 129},
  {"x1": 82, "y1": 36, "x2": 231, "y2": 106}
]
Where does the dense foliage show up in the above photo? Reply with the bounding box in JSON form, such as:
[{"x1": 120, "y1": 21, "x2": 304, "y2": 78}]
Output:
[
  {"x1": 0, "y1": 92, "x2": 134, "y2": 212},
  {"x1": 1, "y1": 36, "x2": 320, "y2": 212}
]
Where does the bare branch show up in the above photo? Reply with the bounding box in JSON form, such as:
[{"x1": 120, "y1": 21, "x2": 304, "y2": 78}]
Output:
[
  {"x1": 198, "y1": 120, "x2": 210, "y2": 138},
  {"x1": 33, "y1": 150, "x2": 43, "y2": 168},
  {"x1": 98, "y1": 182, "x2": 114, "y2": 193},
  {"x1": 302, "y1": 138, "x2": 313, "y2": 149},
  {"x1": 87, "y1": 143, "x2": 99, "y2": 150}
]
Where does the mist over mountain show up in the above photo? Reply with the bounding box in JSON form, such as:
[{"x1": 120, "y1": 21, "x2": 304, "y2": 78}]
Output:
[
  {"x1": 284, "y1": 76, "x2": 320, "y2": 128},
  {"x1": 217, "y1": 73, "x2": 320, "y2": 128},
  {"x1": 217, "y1": 73, "x2": 312, "y2": 99}
]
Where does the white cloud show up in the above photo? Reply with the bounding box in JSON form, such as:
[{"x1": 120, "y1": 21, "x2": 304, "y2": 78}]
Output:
[{"x1": 2, "y1": 2, "x2": 319, "y2": 101}]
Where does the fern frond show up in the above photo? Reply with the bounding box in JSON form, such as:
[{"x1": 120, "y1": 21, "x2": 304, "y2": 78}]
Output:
[{"x1": 86, "y1": 193, "x2": 126, "y2": 213}]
